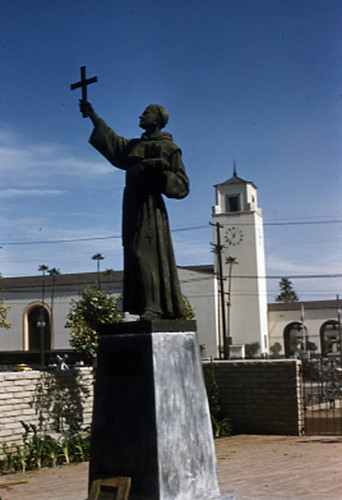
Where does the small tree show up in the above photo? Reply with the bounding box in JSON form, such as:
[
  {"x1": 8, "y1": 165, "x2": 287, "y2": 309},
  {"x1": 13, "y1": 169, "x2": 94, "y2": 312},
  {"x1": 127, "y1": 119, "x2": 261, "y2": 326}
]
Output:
[
  {"x1": 183, "y1": 296, "x2": 195, "y2": 320},
  {"x1": 66, "y1": 285, "x2": 122, "y2": 359},
  {"x1": 0, "y1": 301, "x2": 11, "y2": 329},
  {"x1": 270, "y1": 341, "x2": 282, "y2": 358},
  {"x1": 245, "y1": 342, "x2": 260, "y2": 358},
  {"x1": 0, "y1": 275, "x2": 11, "y2": 329},
  {"x1": 275, "y1": 278, "x2": 299, "y2": 303},
  {"x1": 306, "y1": 341, "x2": 317, "y2": 353}
]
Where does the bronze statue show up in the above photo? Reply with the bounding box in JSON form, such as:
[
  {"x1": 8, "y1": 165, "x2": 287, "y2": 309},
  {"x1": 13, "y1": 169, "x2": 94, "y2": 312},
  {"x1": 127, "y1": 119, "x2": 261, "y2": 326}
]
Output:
[{"x1": 79, "y1": 100, "x2": 189, "y2": 320}]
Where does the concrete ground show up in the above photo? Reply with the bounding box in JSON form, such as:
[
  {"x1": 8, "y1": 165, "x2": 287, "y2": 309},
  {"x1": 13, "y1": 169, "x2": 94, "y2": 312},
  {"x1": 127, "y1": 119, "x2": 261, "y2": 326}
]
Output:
[
  {"x1": 216, "y1": 435, "x2": 342, "y2": 499},
  {"x1": 0, "y1": 434, "x2": 341, "y2": 499}
]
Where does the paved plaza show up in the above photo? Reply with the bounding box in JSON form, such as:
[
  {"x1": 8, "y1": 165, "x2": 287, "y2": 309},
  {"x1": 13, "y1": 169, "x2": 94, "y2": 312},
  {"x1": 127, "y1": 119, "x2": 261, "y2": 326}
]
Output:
[{"x1": 0, "y1": 435, "x2": 341, "y2": 499}]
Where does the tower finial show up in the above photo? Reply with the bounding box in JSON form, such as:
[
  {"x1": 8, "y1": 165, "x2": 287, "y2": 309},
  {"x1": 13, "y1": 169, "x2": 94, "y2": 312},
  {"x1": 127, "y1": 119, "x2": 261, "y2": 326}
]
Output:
[{"x1": 233, "y1": 160, "x2": 237, "y2": 177}]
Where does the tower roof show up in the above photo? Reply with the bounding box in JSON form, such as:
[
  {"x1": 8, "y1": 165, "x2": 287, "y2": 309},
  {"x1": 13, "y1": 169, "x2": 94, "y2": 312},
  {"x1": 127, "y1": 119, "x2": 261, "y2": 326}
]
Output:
[
  {"x1": 214, "y1": 174, "x2": 257, "y2": 189},
  {"x1": 214, "y1": 163, "x2": 257, "y2": 189}
]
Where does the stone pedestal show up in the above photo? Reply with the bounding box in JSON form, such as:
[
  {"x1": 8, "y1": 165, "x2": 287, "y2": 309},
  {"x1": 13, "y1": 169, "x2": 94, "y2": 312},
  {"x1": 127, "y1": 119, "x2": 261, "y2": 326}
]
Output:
[{"x1": 89, "y1": 321, "x2": 222, "y2": 500}]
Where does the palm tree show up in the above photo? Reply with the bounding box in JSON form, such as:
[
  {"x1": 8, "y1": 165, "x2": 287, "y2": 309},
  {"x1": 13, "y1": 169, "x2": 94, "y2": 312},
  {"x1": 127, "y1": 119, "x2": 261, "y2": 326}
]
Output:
[
  {"x1": 48, "y1": 268, "x2": 61, "y2": 340},
  {"x1": 38, "y1": 264, "x2": 49, "y2": 274},
  {"x1": 38, "y1": 264, "x2": 49, "y2": 306},
  {"x1": 38, "y1": 264, "x2": 49, "y2": 368},
  {"x1": 92, "y1": 253, "x2": 105, "y2": 288},
  {"x1": 210, "y1": 225, "x2": 227, "y2": 359},
  {"x1": 226, "y1": 256, "x2": 238, "y2": 354},
  {"x1": 103, "y1": 268, "x2": 115, "y2": 292},
  {"x1": 48, "y1": 268, "x2": 61, "y2": 310}
]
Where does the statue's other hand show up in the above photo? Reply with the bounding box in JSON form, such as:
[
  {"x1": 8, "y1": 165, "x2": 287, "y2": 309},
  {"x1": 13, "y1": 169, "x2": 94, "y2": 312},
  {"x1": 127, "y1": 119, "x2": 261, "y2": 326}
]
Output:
[
  {"x1": 79, "y1": 100, "x2": 94, "y2": 117},
  {"x1": 142, "y1": 158, "x2": 169, "y2": 171}
]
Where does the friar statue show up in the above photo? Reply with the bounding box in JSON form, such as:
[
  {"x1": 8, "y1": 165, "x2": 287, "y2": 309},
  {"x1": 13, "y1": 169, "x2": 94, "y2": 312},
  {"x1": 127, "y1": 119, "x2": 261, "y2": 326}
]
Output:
[{"x1": 79, "y1": 101, "x2": 190, "y2": 320}]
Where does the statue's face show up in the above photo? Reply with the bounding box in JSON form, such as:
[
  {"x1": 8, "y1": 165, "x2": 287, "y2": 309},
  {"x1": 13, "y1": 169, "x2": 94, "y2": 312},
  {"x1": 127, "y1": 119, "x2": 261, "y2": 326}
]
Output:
[{"x1": 139, "y1": 106, "x2": 160, "y2": 131}]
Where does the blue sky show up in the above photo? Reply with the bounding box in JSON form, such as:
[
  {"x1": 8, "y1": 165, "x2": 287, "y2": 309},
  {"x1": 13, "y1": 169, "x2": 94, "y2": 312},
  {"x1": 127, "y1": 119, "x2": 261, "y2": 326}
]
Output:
[{"x1": 0, "y1": 0, "x2": 341, "y2": 302}]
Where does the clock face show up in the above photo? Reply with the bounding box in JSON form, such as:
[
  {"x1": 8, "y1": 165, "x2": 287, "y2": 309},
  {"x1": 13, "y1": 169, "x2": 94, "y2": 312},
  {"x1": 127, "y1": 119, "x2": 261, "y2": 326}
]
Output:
[{"x1": 225, "y1": 226, "x2": 244, "y2": 246}]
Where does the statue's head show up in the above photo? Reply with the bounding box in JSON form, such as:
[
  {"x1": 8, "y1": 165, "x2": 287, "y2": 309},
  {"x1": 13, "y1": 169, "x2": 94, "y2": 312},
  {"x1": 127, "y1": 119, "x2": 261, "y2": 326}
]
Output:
[{"x1": 139, "y1": 104, "x2": 169, "y2": 131}]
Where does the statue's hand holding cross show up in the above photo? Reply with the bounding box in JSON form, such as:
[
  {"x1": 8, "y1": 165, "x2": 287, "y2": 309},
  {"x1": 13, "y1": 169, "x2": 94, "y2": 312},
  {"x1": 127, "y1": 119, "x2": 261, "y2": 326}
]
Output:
[{"x1": 70, "y1": 66, "x2": 98, "y2": 118}]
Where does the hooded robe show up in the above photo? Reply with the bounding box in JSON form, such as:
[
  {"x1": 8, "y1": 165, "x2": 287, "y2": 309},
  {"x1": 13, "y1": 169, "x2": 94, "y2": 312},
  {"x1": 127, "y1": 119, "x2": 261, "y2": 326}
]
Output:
[{"x1": 89, "y1": 117, "x2": 189, "y2": 318}]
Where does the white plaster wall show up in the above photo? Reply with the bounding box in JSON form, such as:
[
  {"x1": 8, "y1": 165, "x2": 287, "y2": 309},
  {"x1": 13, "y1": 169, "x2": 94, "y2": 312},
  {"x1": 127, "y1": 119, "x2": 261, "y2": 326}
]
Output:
[
  {"x1": 268, "y1": 304, "x2": 338, "y2": 355},
  {"x1": 0, "y1": 298, "x2": 23, "y2": 350},
  {"x1": 253, "y1": 211, "x2": 269, "y2": 352},
  {"x1": 212, "y1": 177, "x2": 269, "y2": 354},
  {"x1": 212, "y1": 211, "x2": 269, "y2": 352},
  {"x1": 51, "y1": 291, "x2": 77, "y2": 349},
  {"x1": 1, "y1": 270, "x2": 218, "y2": 357},
  {"x1": 1, "y1": 295, "x2": 41, "y2": 351},
  {"x1": 177, "y1": 268, "x2": 217, "y2": 358}
]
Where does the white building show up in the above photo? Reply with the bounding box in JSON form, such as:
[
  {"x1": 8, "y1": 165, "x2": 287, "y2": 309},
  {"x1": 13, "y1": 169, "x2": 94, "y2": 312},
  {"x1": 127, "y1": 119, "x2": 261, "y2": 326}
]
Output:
[
  {"x1": 211, "y1": 170, "x2": 269, "y2": 356},
  {"x1": 0, "y1": 266, "x2": 218, "y2": 359},
  {"x1": 1, "y1": 171, "x2": 340, "y2": 360},
  {"x1": 1, "y1": 268, "x2": 340, "y2": 360},
  {"x1": 268, "y1": 300, "x2": 342, "y2": 357}
]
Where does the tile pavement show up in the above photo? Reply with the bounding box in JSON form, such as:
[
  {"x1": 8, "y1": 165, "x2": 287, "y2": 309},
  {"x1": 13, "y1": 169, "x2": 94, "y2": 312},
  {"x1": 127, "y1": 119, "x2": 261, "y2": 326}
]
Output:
[{"x1": 0, "y1": 435, "x2": 342, "y2": 499}]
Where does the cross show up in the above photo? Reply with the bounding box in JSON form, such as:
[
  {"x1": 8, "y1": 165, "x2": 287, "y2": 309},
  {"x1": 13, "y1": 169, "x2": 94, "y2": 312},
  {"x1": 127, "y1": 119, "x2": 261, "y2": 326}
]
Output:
[{"x1": 70, "y1": 66, "x2": 98, "y2": 117}]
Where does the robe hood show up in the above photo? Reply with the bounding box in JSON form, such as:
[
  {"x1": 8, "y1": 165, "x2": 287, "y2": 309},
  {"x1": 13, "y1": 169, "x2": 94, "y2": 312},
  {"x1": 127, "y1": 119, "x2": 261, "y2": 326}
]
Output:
[
  {"x1": 126, "y1": 131, "x2": 180, "y2": 160},
  {"x1": 141, "y1": 131, "x2": 173, "y2": 141}
]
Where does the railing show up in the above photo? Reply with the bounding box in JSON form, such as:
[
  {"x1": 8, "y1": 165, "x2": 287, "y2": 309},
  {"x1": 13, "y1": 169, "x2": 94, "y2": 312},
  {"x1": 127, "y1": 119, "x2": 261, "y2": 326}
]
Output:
[{"x1": 303, "y1": 356, "x2": 342, "y2": 435}]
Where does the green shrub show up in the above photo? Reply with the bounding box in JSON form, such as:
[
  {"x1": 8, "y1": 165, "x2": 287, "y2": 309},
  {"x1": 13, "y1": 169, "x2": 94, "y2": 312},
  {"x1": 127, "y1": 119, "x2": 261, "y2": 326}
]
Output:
[
  {"x1": 66, "y1": 285, "x2": 122, "y2": 359},
  {"x1": 0, "y1": 422, "x2": 91, "y2": 473},
  {"x1": 207, "y1": 380, "x2": 232, "y2": 438}
]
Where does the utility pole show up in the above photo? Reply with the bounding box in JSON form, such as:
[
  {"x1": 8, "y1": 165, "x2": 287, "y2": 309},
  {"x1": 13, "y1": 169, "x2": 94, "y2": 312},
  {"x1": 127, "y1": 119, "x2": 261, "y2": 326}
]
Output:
[
  {"x1": 301, "y1": 303, "x2": 306, "y2": 354},
  {"x1": 337, "y1": 294, "x2": 341, "y2": 363},
  {"x1": 211, "y1": 222, "x2": 229, "y2": 359}
]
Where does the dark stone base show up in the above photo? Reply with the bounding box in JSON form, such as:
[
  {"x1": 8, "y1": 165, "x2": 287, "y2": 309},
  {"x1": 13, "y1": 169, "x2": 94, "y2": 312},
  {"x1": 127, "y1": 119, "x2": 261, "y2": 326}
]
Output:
[
  {"x1": 99, "y1": 319, "x2": 197, "y2": 335},
  {"x1": 89, "y1": 326, "x2": 221, "y2": 500}
]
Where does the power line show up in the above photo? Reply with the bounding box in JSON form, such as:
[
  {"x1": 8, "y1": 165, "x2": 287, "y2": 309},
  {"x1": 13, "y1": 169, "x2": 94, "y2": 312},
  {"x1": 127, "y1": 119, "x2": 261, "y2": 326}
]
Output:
[
  {"x1": 1, "y1": 218, "x2": 342, "y2": 246},
  {"x1": 263, "y1": 219, "x2": 342, "y2": 226},
  {"x1": 0, "y1": 234, "x2": 122, "y2": 246},
  {"x1": 208, "y1": 219, "x2": 342, "y2": 227},
  {"x1": 218, "y1": 273, "x2": 342, "y2": 280}
]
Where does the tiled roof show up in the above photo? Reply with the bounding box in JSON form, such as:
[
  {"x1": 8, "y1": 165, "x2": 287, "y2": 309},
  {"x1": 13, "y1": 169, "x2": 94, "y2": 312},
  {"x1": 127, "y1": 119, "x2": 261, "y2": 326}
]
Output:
[
  {"x1": 214, "y1": 174, "x2": 257, "y2": 189},
  {"x1": 1, "y1": 265, "x2": 214, "y2": 290},
  {"x1": 268, "y1": 300, "x2": 338, "y2": 311}
]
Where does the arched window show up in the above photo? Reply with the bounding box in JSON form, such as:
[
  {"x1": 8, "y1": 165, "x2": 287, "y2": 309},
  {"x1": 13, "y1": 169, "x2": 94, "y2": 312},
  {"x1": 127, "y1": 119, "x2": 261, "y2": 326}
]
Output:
[
  {"x1": 320, "y1": 320, "x2": 340, "y2": 356},
  {"x1": 283, "y1": 322, "x2": 308, "y2": 358},
  {"x1": 23, "y1": 303, "x2": 52, "y2": 351}
]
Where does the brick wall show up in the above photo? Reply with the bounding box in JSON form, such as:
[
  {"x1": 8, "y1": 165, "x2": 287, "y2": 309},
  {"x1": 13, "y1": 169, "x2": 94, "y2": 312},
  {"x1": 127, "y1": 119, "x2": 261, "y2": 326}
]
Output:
[
  {"x1": 203, "y1": 360, "x2": 304, "y2": 435},
  {"x1": 0, "y1": 360, "x2": 304, "y2": 451},
  {"x1": 0, "y1": 367, "x2": 93, "y2": 450}
]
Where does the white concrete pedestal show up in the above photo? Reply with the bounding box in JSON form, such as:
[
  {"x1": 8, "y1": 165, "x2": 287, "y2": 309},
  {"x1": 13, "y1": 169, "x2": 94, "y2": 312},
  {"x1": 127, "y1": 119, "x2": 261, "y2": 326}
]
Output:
[{"x1": 89, "y1": 321, "x2": 224, "y2": 499}]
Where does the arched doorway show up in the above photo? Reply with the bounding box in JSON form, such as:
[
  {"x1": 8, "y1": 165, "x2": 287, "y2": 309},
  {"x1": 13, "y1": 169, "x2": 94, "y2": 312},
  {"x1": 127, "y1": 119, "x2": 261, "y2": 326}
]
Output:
[
  {"x1": 283, "y1": 322, "x2": 308, "y2": 358},
  {"x1": 320, "y1": 320, "x2": 340, "y2": 356},
  {"x1": 23, "y1": 303, "x2": 52, "y2": 351}
]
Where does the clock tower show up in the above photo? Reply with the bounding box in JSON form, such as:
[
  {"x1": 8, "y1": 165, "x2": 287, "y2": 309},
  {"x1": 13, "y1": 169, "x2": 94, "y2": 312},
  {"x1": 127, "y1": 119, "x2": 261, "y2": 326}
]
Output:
[{"x1": 212, "y1": 168, "x2": 268, "y2": 357}]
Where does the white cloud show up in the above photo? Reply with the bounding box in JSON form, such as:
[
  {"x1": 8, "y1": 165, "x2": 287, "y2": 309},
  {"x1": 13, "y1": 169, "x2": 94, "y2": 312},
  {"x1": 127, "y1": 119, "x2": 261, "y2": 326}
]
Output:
[
  {"x1": 0, "y1": 188, "x2": 65, "y2": 199},
  {"x1": 0, "y1": 126, "x2": 118, "y2": 186},
  {"x1": 266, "y1": 253, "x2": 342, "y2": 276},
  {"x1": 173, "y1": 235, "x2": 212, "y2": 266},
  {"x1": 1, "y1": 230, "x2": 124, "y2": 278}
]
